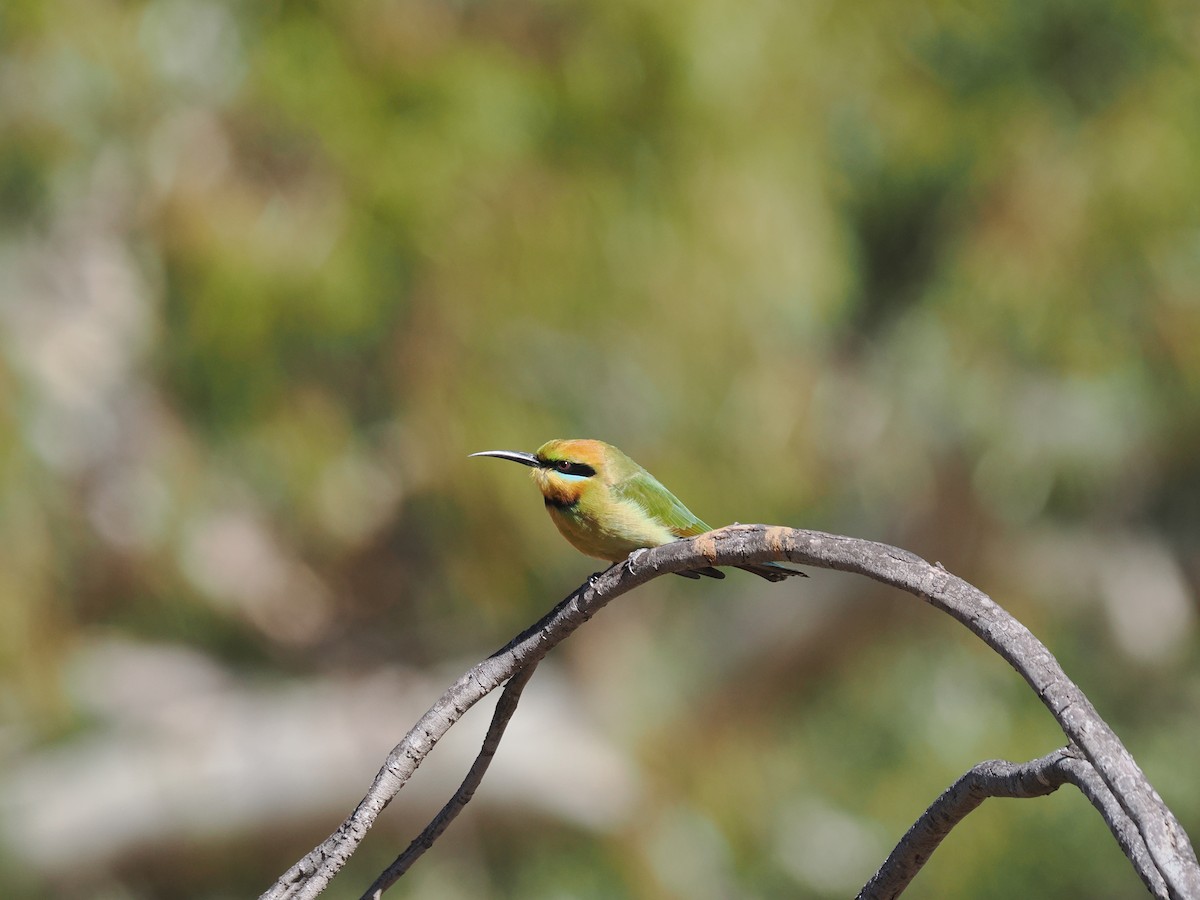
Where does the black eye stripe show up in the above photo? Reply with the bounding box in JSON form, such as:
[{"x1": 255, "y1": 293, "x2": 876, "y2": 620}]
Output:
[{"x1": 542, "y1": 459, "x2": 596, "y2": 478}]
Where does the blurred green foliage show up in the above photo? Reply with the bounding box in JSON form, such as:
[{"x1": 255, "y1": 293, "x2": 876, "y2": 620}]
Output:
[{"x1": 1, "y1": 0, "x2": 1198, "y2": 897}]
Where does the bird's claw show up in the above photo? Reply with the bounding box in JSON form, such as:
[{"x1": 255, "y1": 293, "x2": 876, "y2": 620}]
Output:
[
  {"x1": 627, "y1": 548, "x2": 649, "y2": 574},
  {"x1": 588, "y1": 562, "x2": 621, "y2": 586}
]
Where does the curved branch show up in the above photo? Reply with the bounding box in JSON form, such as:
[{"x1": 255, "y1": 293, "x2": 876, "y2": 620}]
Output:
[
  {"x1": 857, "y1": 747, "x2": 1167, "y2": 899},
  {"x1": 699, "y1": 526, "x2": 1199, "y2": 899},
  {"x1": 260, "y1": 525, "x2": 1199, "y2": 900}
]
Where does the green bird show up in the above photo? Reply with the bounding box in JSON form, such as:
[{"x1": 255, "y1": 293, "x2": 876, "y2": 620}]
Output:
[{"x1": 471, "y1": 438, "x2": 806, "y2": 582}]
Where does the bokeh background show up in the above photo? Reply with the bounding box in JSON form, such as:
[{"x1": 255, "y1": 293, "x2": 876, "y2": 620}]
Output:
[{"x1": 2, "y1": 0, "x2": 1199, "y2": 897}]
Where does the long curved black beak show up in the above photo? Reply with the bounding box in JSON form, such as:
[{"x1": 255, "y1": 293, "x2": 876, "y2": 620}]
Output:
[{"x1": 469, "y1": 450, "x2": 542, "y2": 468}]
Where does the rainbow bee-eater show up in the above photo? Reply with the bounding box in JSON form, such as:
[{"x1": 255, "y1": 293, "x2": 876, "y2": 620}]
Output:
[{"x1": 471, "y1": 439, "x2": 806, "y2": 582}]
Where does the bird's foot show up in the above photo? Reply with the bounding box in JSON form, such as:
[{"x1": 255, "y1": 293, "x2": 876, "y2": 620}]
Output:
[
  {"x1": 588, "y1": 562, "x2": 621, "y2": 586},
  {"x1": 627, "y1": 548, "x2": 649, "y2": 574}
]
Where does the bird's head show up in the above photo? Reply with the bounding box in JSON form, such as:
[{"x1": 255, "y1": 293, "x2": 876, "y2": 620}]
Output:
[{"x1": 470, "y1": 439, "x2": 614, "y2": 507}]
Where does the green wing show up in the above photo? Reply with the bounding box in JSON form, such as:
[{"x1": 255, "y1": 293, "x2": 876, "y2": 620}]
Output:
[
  {"x1": 613, "y1": 470, "x2": 712, "y2": 538},
  {"x1": 613, "y1": 464, "x2": 807, "y2": 581}
]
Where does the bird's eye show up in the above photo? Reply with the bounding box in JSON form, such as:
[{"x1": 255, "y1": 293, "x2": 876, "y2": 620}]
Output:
[{"x1": 556, "y1": 460, "x2": 571, "y2": 472}]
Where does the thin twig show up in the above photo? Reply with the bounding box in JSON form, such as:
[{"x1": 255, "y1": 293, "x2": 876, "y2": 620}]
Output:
[
  {"x1": 1058, "y1": 752, "x2": 1168, "y2": 897},
  {"x1": 260, "y1": 583, "x2": 625, "y2": 900},
  {"x1": 359, "y1": 662, "x2": 540, "y2": 899}
]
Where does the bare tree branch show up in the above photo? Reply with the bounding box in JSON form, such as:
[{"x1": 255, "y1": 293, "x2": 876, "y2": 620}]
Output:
[
  {"x1": 260, "y1": 584, "x2": 614, "y2": 900},
  {"x1": 359, "y1": 662, "x2": 540, "y2": 900},
  {"x1": 857, "y1": 747, "x2": 1168, "y2": 899},
  {"x1": 260, "y1": 525, "x2": 1200, "y2": 900}
]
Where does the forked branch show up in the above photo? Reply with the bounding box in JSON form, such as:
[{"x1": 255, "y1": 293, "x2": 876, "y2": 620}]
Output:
[
  {"x1": 359, "y1": 661, "x2": 540, "y2": 900},
  {"x1": 260, "y1": 525, "x2": 1199, "y2": 900}
]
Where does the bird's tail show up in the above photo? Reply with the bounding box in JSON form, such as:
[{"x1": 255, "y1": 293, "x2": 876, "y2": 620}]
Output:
[
  {"x1": 675, "y1": 566, "x2": 726, "y2": 580},
  {"x1": 673, "y1": 562, "x2": 807, "y2": 581},
  {"x1": 736, "y1": 562, "x2": 807, "y2": 582}
]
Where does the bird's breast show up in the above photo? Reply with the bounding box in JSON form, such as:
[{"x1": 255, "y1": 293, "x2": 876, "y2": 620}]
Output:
[{"x1": 544, "y1": 490, "x2": 677, "y2": 562}]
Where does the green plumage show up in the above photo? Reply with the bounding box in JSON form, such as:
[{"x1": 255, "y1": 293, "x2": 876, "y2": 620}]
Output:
[
  {"x1": 612, "y1": 468, "x2": 711, "y2": 538},
  {"x1": 472, "y1": 439, "x2": 806, "y2": 583}
]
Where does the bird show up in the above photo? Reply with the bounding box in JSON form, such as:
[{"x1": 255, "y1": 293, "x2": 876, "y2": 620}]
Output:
[{"x1": 470, "y1": 439, "x2": 806, "y2": 582}]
